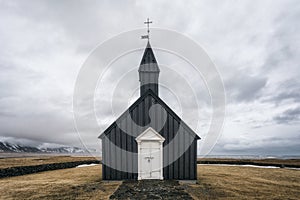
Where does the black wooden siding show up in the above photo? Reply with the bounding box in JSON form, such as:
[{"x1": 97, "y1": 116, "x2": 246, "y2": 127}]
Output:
[{"x1": 101, "y1": 90, "x2": 199, "y2": 180}]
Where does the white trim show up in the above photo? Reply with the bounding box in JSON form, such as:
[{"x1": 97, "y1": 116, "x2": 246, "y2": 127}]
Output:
[{"x1": 136, "y1": 127, "x2": 165, "y2": 142}]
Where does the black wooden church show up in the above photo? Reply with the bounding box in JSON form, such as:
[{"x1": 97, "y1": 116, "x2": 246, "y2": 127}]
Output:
[{"x1": 99, "y1": 33, "x2": 200, "y2": 180}]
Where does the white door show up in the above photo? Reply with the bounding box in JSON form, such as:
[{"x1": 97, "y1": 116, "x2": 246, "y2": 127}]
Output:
[
  {"x1": 140, "y1": 141, "x2": 161, "y2": 179},
  {"x1": 136, "y1": 127, "x2": 165, "y2": 180}
]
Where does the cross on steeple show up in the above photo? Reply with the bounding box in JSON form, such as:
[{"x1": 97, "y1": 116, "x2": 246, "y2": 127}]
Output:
[
  {"x1": 141, "y1": 18, "x2": 152, "y2": 41},
  {"x1": 144, "y1": 18, "x2": 152, "y2": 35}
]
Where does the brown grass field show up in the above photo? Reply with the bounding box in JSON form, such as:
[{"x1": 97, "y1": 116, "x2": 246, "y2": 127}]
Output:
[
  {"x1": 197, "y1": 158, "x2": 300, "y2": 167},
  {"x1": 0, "y1": 155, "x2": 98, "y2": 169},
  {"x1": 0, "y1": 156, "x2": 300, "y2": 199},
  {"x1": 0, "y1": 165, "x2": 121, "y2": 200},
  {"x1": 185, "y1": 165, "x2": 300, "y2": 200}
]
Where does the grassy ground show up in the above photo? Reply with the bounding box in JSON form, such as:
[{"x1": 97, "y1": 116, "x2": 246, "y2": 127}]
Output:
[
  {"x1": 185, "y1": 165, "x2": 300, "y2": 200},
  {"x1": 1, "y1": 156, "x2": 300, "y2": 199},
  {"x1": 0, "y1": 165, "x2": 121, "y2": 200},
  {"x1": 197, "y1": 158, "x2": 300, "y2": 167},
  {"x1": 0, "y1": 156, "x2": 98, "y2": 169}
]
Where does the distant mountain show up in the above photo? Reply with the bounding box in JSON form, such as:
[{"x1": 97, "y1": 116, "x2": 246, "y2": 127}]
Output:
[
  {"x1": 0, "y1": 140, "x2": 91, "y2": 154},
  {"x1": 39, "y1": 146, "x2": 86, "y2": 154},
  {"x1": 0, "y1": 141, "x2": 40, "y2": 153}
]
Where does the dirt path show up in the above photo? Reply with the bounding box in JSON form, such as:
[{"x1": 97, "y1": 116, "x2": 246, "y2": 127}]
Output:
[{"x1": 109, "y1": 180, "x2": 193, "y2": 200}]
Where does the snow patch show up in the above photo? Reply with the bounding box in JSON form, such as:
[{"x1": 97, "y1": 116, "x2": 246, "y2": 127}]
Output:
[
  {"x1": 76, "y1": 164, "x2": 99, "y2": 168},
  {"x1": 198, "y1": 164, "x2": 280, "y2": 169}
]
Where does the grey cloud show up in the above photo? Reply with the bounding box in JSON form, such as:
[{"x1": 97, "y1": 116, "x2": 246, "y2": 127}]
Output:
[
  {"x1": 273, "y1": 107, "x2": 300, "y2": 124},
  {"x1": 211, "y1": 134, "x2": 300, "y2": 155},
  {"x1": 225, "y1": 71, "x2": 267, "y2": 102},
  {"x1": 269, "y1": 80, "x2": 300, "y2": 104}
]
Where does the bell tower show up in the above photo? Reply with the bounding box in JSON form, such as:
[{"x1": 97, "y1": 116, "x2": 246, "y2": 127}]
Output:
[
  {"x1": 139, "y1": 41, "x2": 160, "y2": 96},
  {"x1": 139, "y1": 18, "x2": 160, "y2": 96}
]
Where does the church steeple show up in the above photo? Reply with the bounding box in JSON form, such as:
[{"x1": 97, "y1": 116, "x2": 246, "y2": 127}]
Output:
[{"x1": 138, "y1": 41, "x2": 160, "y2": 96}]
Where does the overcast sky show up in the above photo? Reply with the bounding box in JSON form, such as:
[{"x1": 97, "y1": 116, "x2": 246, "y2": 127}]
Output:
[{"x1": 0, "y1": 0, "x2": 299, "y2": 156}]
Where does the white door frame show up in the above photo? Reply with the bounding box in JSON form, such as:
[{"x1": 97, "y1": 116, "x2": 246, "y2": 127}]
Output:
[{"x1": 136, "y1": 127, "x2": 165, "y2": 180}]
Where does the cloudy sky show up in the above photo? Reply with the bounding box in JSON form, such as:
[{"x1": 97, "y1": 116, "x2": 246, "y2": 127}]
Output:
[{"x1": 0, "y1": 0, "x2": 299, "y2": 156}]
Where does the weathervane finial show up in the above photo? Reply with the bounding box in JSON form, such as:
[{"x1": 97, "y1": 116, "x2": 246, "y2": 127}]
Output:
[{"x1": 141, "y1": 18, "x2": 152, "y2": 41}]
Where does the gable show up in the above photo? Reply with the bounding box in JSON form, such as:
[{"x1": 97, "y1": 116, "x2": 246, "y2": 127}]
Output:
[
  {"x1": 136, "y1": 127, "x2": 165, "y2": 142},
  {"x1": 98, "y1": 89, "x2": 200, "y2": 140}
]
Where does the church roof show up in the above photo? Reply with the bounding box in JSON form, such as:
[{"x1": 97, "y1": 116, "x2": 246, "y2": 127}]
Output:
[
  {"x1": 138, "y1": 42, "x2": 160, "y2": 72},
  {"x1": 98, "y1": 89, "x2": 200, "y2": 140}
]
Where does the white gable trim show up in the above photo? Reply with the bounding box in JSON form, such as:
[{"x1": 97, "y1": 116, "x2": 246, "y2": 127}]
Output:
[{"x1": 135, "y1": 127, "x2": 165, "y2": 142}]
